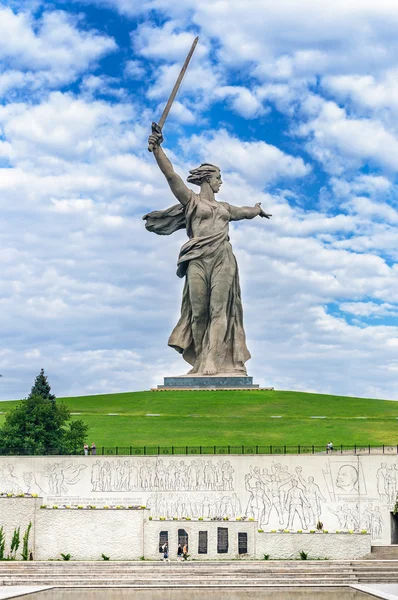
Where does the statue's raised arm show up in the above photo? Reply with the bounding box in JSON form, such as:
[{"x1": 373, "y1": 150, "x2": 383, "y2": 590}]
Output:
[{"x1": 148, "y1": 123, "x2": 191, "y2": 206}]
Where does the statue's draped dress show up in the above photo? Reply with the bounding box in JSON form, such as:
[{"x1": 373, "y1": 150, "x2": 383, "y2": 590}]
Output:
[{"x1": 143, "y1": 190, "x2": 250, "y2": 374}]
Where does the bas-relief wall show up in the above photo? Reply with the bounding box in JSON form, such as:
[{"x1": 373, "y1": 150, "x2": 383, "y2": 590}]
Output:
[{"x1": 0, "y1": 454, "x2": 395, "y2": 544}]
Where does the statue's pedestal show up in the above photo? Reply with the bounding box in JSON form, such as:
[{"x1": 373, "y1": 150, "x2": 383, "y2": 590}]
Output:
[{"x1": 156, "y1": 375, "x2": 263, "y2": 390}]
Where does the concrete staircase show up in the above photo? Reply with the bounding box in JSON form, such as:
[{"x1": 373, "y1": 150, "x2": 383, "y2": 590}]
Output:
[{"x1": 1, "y1": 560, "x2": 398, "y2": 588}]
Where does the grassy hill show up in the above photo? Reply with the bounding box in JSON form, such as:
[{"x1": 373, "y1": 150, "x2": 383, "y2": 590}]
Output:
[{"x1": 1, "y1": 389, "x2": 397, "y2": 448}]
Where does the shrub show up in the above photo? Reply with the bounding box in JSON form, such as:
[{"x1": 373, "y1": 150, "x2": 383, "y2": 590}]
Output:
[
  {"x1": 263, "y1": 554, "x2": 270, "y2": 560},
  {"x1": 61, "y1": 553, "x2": 71, "y2": 561},
  {"x1": 101, "y1": 554, "x2": 110, "y2": 561},
  {"x1": 10, "y1": 527, "x2": 20, "y2": 559},
  {"x1": 21, "y1": 522, "x2": 32, "y2": 561},
  {"x1": 299, "y1": 550, "x2": 308, "y2": 560},
  {"x1": 316, "y1": 521, "x2": 323, "y2": 531},
  {"x1": 0, "y1": 526, "x2": 5, "y2": 560}
]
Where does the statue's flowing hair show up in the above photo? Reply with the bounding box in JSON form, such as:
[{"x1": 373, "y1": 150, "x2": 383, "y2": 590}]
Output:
[{"x1": 186, "y1": 163, "x2": 220, "y2": 186}]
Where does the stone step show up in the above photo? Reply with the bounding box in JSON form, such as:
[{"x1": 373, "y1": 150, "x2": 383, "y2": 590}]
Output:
[
  {"x1": 0, "y1": 574, "x2": 358, "y2": 581},
  {"x1": 0, "y1": 579, "x2": 359, "y2": 586}
]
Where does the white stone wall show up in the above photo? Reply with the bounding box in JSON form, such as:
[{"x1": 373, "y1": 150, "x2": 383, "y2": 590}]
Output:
[
  {"x1": 0, "y1": 499, "x2": 371, "y2": 560},
  {"x1": 0, "y1": 453, "x2": 396, "y2": 545},
  {"x1": 34, "y1": 508, "x2": 144, "y2": 561},
  {"x1": 144, "y1": 519, "x2": 256, "y2": 560},
  {"x1": 0, "y1": 497, "x2": 37, "y2": 558},
  {"x1": 256, "y1": 532, "x2": 371, "y2": 560}
]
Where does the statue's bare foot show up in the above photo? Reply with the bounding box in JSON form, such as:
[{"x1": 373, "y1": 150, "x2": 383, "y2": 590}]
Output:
[
  {"x1": 202, "y1": 359, "x2": 217, "y2": 375},
  {"x1": 187, "y1": 367, "x2": 198, "y2": 375}
]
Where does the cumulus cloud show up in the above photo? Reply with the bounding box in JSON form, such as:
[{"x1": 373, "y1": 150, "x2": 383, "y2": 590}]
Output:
[
  {"x1": 0, "y1": 7, "x2": 117, "y2": 96},
  {"x1": 183, "y1": 129, "x2": 311, "y2": 187}
]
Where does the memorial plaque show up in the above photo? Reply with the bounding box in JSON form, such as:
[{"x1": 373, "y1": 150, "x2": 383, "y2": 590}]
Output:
[
  {"x1": 217, "y1": 527, "x2": 228, "y2": 553},
  {"x1": 198, "y1": 531, "x2": 208, "y2": 554},
  {"x1": 238, "y1": 532, "x2": 248, "y2": 554}
]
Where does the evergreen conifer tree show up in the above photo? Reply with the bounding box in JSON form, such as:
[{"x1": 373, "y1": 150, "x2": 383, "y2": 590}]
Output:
[
  {"x1": 0, "y1": 370, "x2": 88, "y2": 455},
  {"x1": 28, "y1": 368, "x2": 55, "y2": 401}
]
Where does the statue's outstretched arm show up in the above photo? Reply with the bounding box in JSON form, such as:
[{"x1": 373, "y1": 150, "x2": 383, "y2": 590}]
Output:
[
  {"x1": 148, "y1": 126, "x2": 191, "y2": 206},
  {"x1": 227, "y1": 202, "x2": 272, "y2": 221}
]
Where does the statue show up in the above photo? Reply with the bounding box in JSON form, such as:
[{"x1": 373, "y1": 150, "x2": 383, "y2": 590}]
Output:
[{"x1": 143, "y1": 125, "x2": 271, "y2": 376}]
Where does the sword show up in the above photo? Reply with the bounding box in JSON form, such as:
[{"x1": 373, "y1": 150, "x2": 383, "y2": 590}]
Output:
[{"x1": 148, "y1": 36, "x2": 199, "y2": 152}]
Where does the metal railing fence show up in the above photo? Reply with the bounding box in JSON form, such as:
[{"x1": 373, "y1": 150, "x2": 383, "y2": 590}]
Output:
[{"x1": 0, "y1": 444, "x2": 397, "y2": 456}]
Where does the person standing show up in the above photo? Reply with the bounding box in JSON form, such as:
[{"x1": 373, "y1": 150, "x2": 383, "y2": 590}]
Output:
[
  {"x1": 91, "y1": 443, "x2": 97, "y2": 456},
  {"x1": 162, "y1": 541, "x2": 169, "y2": 561},
  {"x1": 83, "y1": 444, "x2": 89, "y2": 456},
  {"x1": 177, "y1": 544, "x2": 183, "y2": 561}
]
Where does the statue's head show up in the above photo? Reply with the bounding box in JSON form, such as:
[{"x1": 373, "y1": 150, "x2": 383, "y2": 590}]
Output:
[{"x1": 187, "y1": 163, "x2": 222, "y2": 193}]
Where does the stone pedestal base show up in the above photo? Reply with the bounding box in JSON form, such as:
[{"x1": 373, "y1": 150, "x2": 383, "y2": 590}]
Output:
[{"x1": 157, "y1": 375, "x2": 260, "y2": 389}]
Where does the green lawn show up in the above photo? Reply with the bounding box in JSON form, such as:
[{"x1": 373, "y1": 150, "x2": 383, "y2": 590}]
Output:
[{"x1": 0, "y1": 389, "x2": 397, "y2": 447}]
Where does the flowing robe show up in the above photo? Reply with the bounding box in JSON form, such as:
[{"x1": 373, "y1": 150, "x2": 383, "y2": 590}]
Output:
[{"x1": 143, "y1": 191, "x2": 251, "y2": 374}]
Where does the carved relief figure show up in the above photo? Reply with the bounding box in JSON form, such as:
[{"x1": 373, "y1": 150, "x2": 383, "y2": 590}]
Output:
[
  {"x1": 43, "y1": 462, "x2": 86, "y2": 496},
  {"x1": 245, "y1": 473, "x2": 270, "y2": 528},
  {"x1": 285, "y1": 479, "x2": 311, "y2": 530},
  {"x1": 335, "y1": 465, "x2": 359, "y2": 494},
  {"x1": 144, "y1": 126, "x2": 271, "y2": 376},
  {"x1": 328, "y1": 505, "x2": 346, "y2": 528},
  {"x1": 0, "y1": 464, "x2": 23, "y2": 494},
  {"x1": 90, "y1": 458, "x2": 234, "y2": 493},
  {"x1": 377, "y1": 463, "x2": 388, "y2": 502},
  {"x1": 295, "y1": 467, "x2": 326, "y2": 526},
  {"x1": 253, "y1": 466, "x2": 293, "y2": 525}
]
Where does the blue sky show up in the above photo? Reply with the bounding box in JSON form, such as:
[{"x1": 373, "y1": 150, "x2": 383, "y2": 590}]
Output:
[{"x1": 0, "y1": 0, "x2": 397, "y2": 400}]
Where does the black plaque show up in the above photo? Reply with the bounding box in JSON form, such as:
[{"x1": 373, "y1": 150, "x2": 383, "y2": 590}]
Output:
[
  {"x1": 238, "y1": 532, "x2": 248, "y2": 554},
  {"x1": 198, "y1": 531, "x2": 208, "y2": 554},
  {"x1": 217, "y1": 527, "x2": 228, "y2": 554}
]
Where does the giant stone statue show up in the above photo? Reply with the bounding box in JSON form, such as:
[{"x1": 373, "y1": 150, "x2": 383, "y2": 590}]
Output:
[
  {"x1": 142, "y1": 38, "x2": 271, "y2": 388},
  {"x1": 143, "y1": 126, "x2": 271, "y2": 382}
]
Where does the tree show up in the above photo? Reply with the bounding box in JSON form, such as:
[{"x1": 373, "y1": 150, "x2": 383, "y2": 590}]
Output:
[
  {"x1": 28, "y1": 368, "x2": 55, "y2": 401},
  {"x1": 0, "y1": 370, "x2": 88, "y2": 455},
  {"x1": 63, "y1": 420, "x2": 89, "y2": 455}
]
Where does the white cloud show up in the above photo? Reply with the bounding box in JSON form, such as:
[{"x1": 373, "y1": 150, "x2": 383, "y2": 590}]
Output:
[
  {"x1": 0, "y1": 6, "x2": 116, "y2": 95},
  {"x1": 183, "y1": 129, "x2": 311, "y2": 187},
  {"x1": 323, "y1": 70, "x2": 398, "y2": 121},
  {"x1": 339, "y1": 302, "x2": 398, "y2": 318},
  {"x1": 298, "y1": 99, "x2": 398, "y2": 173}
]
